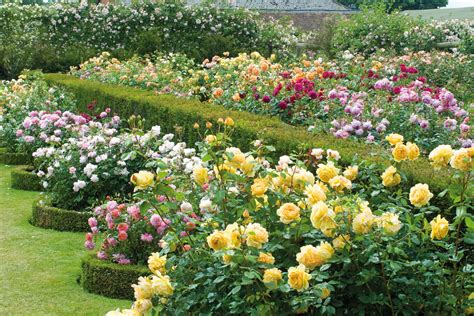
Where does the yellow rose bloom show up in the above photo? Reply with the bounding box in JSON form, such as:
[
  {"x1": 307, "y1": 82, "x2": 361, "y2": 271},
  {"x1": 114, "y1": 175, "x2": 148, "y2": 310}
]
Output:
[
  {"x1": 225, "y1": 223, "x2": 242, "y2": 248},
  {"x1": 329, "y1": 175, "x2": 352, "y2": 193},
  {"x1": 133, "y1": 299, "x2": 152, "y2": 314},
  {"x1": 343, "y1": 166, "x2": 358, "y2": 181},
  {"x1": 207, "y1": 230, "x2": 230, "y2": 251},
  {"x1": 392, "y1": 142, "x2": 408, "y2": 162},
  {"x1": 377, "y1": 212, "x2": 402, "y2": 235},
  {"x1": 320, "y1": 287, "x2": 331, "y2": 299},
  {"x1": 332, "y1": 234, "x2": 350, "y2": 250},
  {"x1": 381, "y1": 166, "x2": 401, "y2": 187},
  {"x1": 132, "y1": 276, "x2": 154, "y2": 300},
  {"x1": 288, "y1": 264, "x2": 312, "y2": 292},
  {"x1": 406, "y1": 142, "x2": 420, "y2": 160},
  {"x1": 450, "y1": 148, "x2": 473, "y2": 171},
  {"x1": 310, "y1": 201, "x2": 337, "y2": 237},
  {"x1": 222, "y1": 254, "x2": 233, "y2": 264},
  {"x1": 386, "y1": 133, "x2": 404, "y2": 145},
  {"x1": 193, "y1": 167, "x2": 209, "y2": 186},
  {"x1": 258, "y1": 252, "x2": 275, "y2": 264},
  {"x1": 241, "y1": 155, "x2": 257, "y2": 177},
  {"x1": 148, "y1": 253, "x2": 167, "y2": 275},
  {"x1": 276, "y1": 202, "x2": 301, "y2": 224},
  {"x1": 151, "y1": 274, "x2": 174, "y2": 297},
  {"x1": 292, "y1": 169, "x2": 315, "y2": 189},
  {"x1": 130, "y1": 171, "x2": 154, "y2": 190},
  {"x1": 251, "y1": 178, "x2": 268, "y2": 197},
  {"x1": 316, "y1": 161, "x2": 339, "y2": 183},
  {"x1": 262, "y1": 268, "x2": 282, "y2": 288},
  {"x1": 205, "y1": 134, "x2": 217, "y2": 143},
  {"x1": 352, "y1": 209, "x2": 375, "y2": 234},
  {"x1": 225, "y1": 147, "x2": 246, "y2": 167},
  {"x1": 224, "y1": 117, "x2": 234, "y2": 126},
  {"x1": 409, "y1": 183, "x2": 433, "y2": 208},
  {"x1": 304, "y1": 184, "x2": 327, "y2": 206},
  {"x1": 430, "y1": 215, "x2": 449, "y2": 240},
  {"x1": 465, "y1": 292, "x2": 474, "y2": 314},
  {"x1": 429, "y1": 145, "x2": 453, "y2": 170},
  {"x1": 244, "y1": 223, "x2": 269, "y2": 249},
  {"x1": 296, "y1": 242, "x2": 334, "y2": 270}
]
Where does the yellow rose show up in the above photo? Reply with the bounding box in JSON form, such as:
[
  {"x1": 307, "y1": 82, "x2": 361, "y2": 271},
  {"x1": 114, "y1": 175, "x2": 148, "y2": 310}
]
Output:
[
  {"x1": 193, "y1": 167, "x2": 209, "y2": 186},
  {"x1": 352, "y1": 209, "x2": 375, "y2": 234},
  {"x1": 151, "y1": 274, "x2": 174, "y2": 297},
  {"x1": 258, "y1": 252, "x2": 275, "y2": 264},
  {"x1": 430, "y1": 215, "x2": 449, "y2": 240},
  {"x1": 332, "y1": 235, "x2": 350, "y2": 250},
  {"x1": 133, "y1": 299, "x2": 152, "y2": 314},
  {"x1": 288, "y1": 264, "x2": 312, "y2": 292},
  {"x1": 377, "y1": 212, "x2": 402, "y2": 235},
  {"x1": 392, "y1": 142, "x2": 408, "y2": 162},
  {"x1": 225, "y1": 147, "x2": 246, "y2": 167},
  {"x1": 205, "y1": 134, "x2": 217, "y2": 143},
  {"x1": 320, "y1": 287, "x2": 331, "y2": 299},
  {"x1": 316, "y1": 161, "x2": 339, "y2": 183},
  {"x1": 304, "y1": 184, "x2": 327, "y2": 206},
  {"x1": 130, "y1": 171, "x2": 154, "y2": 190},
  {"x1": 409, "y1": 183, "x2": 433, "y2": 208},
  {"x1": 276, "y1": 202, "x2": 301, "y2": 224},
  {"x1": 132, "y1": 276, "x2": 154, "y2": 300},
  {"x1": 296, "y1": 242, "x2": 334, "y2": 270},
  {"x1": 224, "y1": 117, "x2": 234, "y2": 126},
  {"x1": 450, "y1": 148, "x2": 473, "y2": 171},
  {"x1": 386, "y1": 133, "x2": 404, "y2": 145},
  {"x1": 310, "y1": 201, "x2": 337, "y2": 237},
  {"x1": 429, "y1": 145, "x2": 453, "y2": 170},
  {"x1": 207, "y1": 230, "x2": 230, "y2": 250},
  {"x1": 222, "y1": 254, "x2": 233, "y2": 264},
  {"x1": 292, "y1": 169, "x2": 315, "y2": 189},
  {"x1": 381, "y1": 166, "x2": 401, "y2": 187},
  {"x1": 224, "y1": 223, "x2": 242, "y2": 248},
  {"x1": 262, "y1": 268, "x2": 282, "y2": 288},
  {"x1": 465, "y1": 292, "x2": 474, "y2": 314},
  {"x1": 244, "y1": 223, "x2": 269, "y2": 249},
  {"x1": 343, "y1": 165, "x2": 358, "y2": 181},
  {"x1": 241, "y1": 155, "x2": 257, "y2": 177},
  {"x1": 328, "y1": 175, "x2": 352, "y2": 193},
  {"x1": 148, "y1": 253, "x2": 167, "y2": 275},
  {"x1": 251, "y1": 178, "x2": 268, "y2": 197},
  {"x1": 406, "y1": 142, "x2": 420, "y2": 160}
]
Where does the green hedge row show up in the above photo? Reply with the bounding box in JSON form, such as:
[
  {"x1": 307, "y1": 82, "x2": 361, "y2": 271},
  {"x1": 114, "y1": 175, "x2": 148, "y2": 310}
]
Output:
[
  {"x1": 43, "y1": 74, "x2": 450, "y2": 193},
  {"x1": 30, "y1": 198, "x2": 91, "y2": 232},
  {"x1": 81, "y1": 254, "x2": 149, "y2": 300},
  {"x1": 11, "y1": 165, "x2": 42, "y2": 191},
  {"x1": 0, "y1": 148, "x2": 31, "y2": 165}
]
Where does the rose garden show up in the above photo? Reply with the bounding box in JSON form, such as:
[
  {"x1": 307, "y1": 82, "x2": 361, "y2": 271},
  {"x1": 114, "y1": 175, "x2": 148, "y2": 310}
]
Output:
[{"x1": 0, "y1": 0, "x2": 472, "y2": 315}]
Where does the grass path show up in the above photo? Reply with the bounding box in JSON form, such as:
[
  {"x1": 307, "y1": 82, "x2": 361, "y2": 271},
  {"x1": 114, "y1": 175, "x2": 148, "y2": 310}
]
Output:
[{"x1": 0, "y1": 165, "x2": 130, "y2": 315}]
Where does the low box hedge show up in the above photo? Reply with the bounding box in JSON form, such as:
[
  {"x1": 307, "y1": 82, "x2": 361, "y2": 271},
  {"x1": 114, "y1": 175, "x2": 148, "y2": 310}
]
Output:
[
  {"x1": 11, "y1": 165, "x2": 42, "y2": 191},
  {"x1": 43, "y1": 73, "x2": 450, "y2": 193},
  {"x1": 30, "y1": 198, "x2": 92, "y2": 232},
  {"x1": 81, "y1": 254, "x2": 149, "y2": 300},
  {"x1": 0, "y1": 148, "x2": 31, "y2": 165}
]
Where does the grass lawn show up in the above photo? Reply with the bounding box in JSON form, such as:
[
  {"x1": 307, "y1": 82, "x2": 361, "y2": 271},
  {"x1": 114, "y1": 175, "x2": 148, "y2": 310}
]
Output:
[
  {"x1": 404, "y1": 6, "x2": 474, "y2": 20},
  {"x1": 0, "y1": 164, "x2": 131, "y2": 315}
]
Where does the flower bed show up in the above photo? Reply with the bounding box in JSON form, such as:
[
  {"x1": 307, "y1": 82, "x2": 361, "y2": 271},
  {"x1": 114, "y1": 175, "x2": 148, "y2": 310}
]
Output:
[
  {"x1": 43, "y1": 73, "x2": 452, "y2": 194},
  {"x1": 30, "y1": 198, "x2": 92, "y2": 232},
  {"x1": 10, "y1": 165, "x2": 42, "y2": 191},
  {"x1": 81, "y1": 254, "x2": 148, "y2": 300}
]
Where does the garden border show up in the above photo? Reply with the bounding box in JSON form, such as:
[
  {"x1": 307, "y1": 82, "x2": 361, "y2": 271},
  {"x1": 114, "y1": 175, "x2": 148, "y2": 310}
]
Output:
[
  {"x1": 0, "y1": 148, "x2": 31, "y2": 165},
  {"x1": 30, "y1": 198, "x2": 92, "y2": 232},
  {"x1": 11, "y1": 165, "x2": 42, "y2": 191},
  {"x1": 81, "y1": 254, "x2": 149, "y2": 300},
  {"x1": 43, "y1": 73, "x2": 450, "y2": 193}
]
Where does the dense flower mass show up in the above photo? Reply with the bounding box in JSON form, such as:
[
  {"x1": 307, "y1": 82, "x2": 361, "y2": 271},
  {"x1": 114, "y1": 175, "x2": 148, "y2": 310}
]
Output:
[{"x1": 71, "y1": 51, "x2": 472, "y2": 150}]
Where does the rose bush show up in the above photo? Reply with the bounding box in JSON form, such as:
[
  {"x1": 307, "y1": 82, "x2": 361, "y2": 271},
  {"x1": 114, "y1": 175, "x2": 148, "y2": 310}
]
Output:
[{"x1": 102, "y1": 120, "x2": 473, "y2": 315}]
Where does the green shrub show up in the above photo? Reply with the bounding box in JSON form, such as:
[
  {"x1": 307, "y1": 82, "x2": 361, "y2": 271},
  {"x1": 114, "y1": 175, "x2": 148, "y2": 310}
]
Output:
[
  {"x1": 43, "y1": 73, "x2": 451, "y2": 194},
  {"x1": 30, "y1": 198, "x2": 92, "y2": 232},
  {"x1": 0, "y1": 149, "x2": 31, "y2": 165},
  {"x1": 81, "y1": 254, "x2": 148, "y2": 300},
  {"x1": 10, "y1": 165, "x2": 42, "y2": 191}
]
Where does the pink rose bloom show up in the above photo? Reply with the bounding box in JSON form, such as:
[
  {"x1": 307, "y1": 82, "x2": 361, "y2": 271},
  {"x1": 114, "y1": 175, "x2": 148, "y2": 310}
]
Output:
[{"x1": 140, "y1": 233, "x2": 153, "y2": 242}]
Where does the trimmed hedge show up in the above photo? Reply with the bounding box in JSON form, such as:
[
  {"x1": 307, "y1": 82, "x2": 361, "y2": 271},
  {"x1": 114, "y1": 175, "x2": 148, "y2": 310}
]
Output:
[
  {"x1": 30, "y1": 198, "x2": 91, "y2": 232},
  {"x1": 81, "y1": 254, "x2": 149, "y2": 300},
  {"x1": 43, "y1": 73, "x2": 450, "y2": 193},
  {"x1": 11, "y1": 165, "x2": 42, "y2": 191},
  {"x1": 0, "y1": 148, "x2": 31, "y2": 165}
]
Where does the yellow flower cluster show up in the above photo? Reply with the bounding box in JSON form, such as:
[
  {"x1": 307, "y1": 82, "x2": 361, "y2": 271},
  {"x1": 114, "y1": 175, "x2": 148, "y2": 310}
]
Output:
[
  {"x1": 385, "y1": 134, "x2": 419, "y2": 162},
  {"x1": 429, "y1": 145, "x2": 473, "y2": 171},
  {"x1": 207, "y1": 222, "x2": 269, "y2": 252}
]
